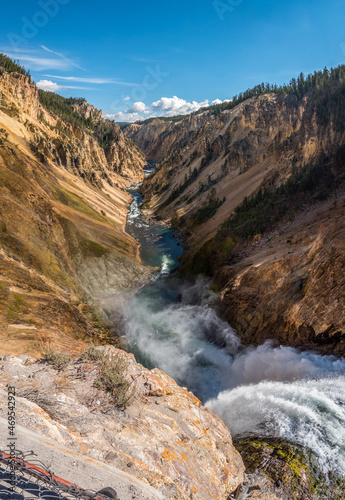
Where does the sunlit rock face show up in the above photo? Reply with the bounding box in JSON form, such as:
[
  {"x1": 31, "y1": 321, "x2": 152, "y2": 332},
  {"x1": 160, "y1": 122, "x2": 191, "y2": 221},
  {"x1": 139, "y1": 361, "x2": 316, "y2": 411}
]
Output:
[
  {"x1": 0, "y1": 69, "x2": 153, "y2": 355},
  {"x1": 0, "y1": 349, "x2": 245, "y2": 500}
]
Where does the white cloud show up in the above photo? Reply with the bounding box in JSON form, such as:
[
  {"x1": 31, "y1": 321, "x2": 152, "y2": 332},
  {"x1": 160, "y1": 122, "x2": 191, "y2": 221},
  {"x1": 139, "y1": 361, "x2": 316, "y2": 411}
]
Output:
[
  {"x1": 151, "y1": 96, "x2": 209, "y2": 117},
  {"x1": 36, "y1": 80, "x2": 62, "y2": 92},
  {"x1": 128, "y1": 101, "x2": 148, "y2": 113},
  {"x1": 104, "y1": 96, "x2": 231, "y2": 124},
  {"x1": 105, "y1": 111, "x2": 146, "y2": 123},
  {"x1": 124, "y1": 96, "x2": 130, "y2": 100},
  {"x1": 105, "y1": 103, "x2": 153, "y2": 122},
  {"x1": 36, "y1": 79, "x2": 93, "y2": 92}
]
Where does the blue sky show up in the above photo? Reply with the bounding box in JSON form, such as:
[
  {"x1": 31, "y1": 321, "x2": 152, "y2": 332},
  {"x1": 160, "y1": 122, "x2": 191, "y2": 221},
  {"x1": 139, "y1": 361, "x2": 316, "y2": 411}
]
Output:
[{"x1": 1, "y1": 0, "x2": 345, "y2": 122}]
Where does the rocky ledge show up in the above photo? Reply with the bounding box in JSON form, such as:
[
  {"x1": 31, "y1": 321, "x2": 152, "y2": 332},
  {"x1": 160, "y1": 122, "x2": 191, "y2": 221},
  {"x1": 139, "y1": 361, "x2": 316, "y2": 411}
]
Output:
[{"x1": 0, "y1": 347, "x2": 244, "y2": 499}]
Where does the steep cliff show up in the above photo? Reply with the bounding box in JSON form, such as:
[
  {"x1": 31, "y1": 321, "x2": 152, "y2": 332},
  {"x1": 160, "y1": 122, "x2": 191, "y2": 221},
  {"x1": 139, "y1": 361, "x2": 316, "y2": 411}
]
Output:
[
  {"x1": 125, "y1": 71, "x2": 345, "y2": 354},
  {"x1": 71, "y1": 98, "x2": 104, "y2": 121},
  {"x1": 0, "y1": 69, "x2": 151, "y2": 357}
]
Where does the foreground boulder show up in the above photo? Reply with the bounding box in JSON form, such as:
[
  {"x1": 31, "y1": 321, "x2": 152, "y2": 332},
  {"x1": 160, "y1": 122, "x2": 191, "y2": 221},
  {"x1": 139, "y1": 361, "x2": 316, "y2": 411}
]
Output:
[{"x1": 0, "y1": 347, "x2": 244, "y2": 499}]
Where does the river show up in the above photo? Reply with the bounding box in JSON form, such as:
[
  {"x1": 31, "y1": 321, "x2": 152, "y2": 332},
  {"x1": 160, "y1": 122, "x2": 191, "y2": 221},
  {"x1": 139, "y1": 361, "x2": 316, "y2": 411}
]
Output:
[{"x1": 123, "y1": 181, "x2": 345, "y2": 477}]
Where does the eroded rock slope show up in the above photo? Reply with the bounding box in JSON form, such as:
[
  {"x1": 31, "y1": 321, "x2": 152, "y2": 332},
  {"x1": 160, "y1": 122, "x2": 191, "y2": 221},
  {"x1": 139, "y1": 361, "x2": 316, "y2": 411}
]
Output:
[{"x1": 0, "y1": 69, "x2": 151, "y2": 356}]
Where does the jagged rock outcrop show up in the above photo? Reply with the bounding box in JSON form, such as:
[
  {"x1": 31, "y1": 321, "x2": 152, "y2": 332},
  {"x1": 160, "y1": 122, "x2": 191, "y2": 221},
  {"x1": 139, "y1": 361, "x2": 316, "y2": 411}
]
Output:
[
  {"x1": 124, "y1": 116, "x2": 205, "y2": 164},
  {"x1": 71, "y1": 99, "x2": 104, "y2": 121},
  {"x1": 0, "y1": 70, "x2": 146, "y2": 188},
  {"x1": 0, "y1": 69, "x2": 41, "y2": 117},
  {"x1": 0, "y1": 350, "x2": 245, "y2": 499},
  {"x1": 105, "y1": 125, "x2": 148, "y2": 180}
]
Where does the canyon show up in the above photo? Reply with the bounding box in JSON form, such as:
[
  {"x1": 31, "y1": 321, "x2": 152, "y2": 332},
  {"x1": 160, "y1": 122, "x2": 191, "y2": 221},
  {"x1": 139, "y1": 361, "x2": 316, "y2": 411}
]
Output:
[
  {"x1": 124, "y1": 79, "x2": 345, "y2": 355},
  {"x1": 0, "y1": 65, "x2": 245, "y2": 499},
  {"x1": 2, "y1": 60, "x2": 345, "y2": 500}
]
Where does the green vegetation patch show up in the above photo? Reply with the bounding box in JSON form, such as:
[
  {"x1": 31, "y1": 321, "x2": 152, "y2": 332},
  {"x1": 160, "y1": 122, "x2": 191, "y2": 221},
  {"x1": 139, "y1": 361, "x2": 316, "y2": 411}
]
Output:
[
  {"x1": 235, "y1": 438, "x2": 345, "y2": 500},
  {"x1": 224, "y1": 149, "x2": 345, "y2": 238},
  {"x1": 82, "y1": 345, "x2": 134, "y2": 409},
  {"x1": 200, "y1": 64, "x2": 345, "y2": 120},
  {"x1": 166, "y1": 167, "x2": 200, "y2": 204},
  {"x1": 0, "y1": 53, "x2": 31, "y2": 79},
  {"x1": 80, "y1": 239, "x2": 110, "y2": 258},
  {"x1": 38, "y1": 90, "x2": 117, "y2": 148},
  {"x1": 180, "y1": 230, "x2": 235, "y2": 277},
  {"x1": 7, "y1": 293, "x2": 29, "y2": 322},
  {"x1": 43, "y1": 351, "x2": 71, "y2": 371},
  {"x1": 38, "y1": 91, "x2": 93, "y2": 130},
  {"x1": 194, "y1": 196, "x2": 225, "y2": 225},
  {"x1": 52, "y1": 186, "x2": 106, "y2": 222}
]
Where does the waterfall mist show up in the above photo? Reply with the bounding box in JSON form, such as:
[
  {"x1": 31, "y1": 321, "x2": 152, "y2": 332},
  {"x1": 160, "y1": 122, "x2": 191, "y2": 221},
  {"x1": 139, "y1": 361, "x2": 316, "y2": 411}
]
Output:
[{"x1": 121, "y1": 278, "x2": 345, "y2": 474}]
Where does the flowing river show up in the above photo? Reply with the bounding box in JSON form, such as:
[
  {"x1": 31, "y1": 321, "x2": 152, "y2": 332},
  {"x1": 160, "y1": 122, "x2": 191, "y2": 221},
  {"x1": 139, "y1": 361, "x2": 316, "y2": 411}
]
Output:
[{"x1": 124, "y1": 183, "x2": 345, "y2": 477}]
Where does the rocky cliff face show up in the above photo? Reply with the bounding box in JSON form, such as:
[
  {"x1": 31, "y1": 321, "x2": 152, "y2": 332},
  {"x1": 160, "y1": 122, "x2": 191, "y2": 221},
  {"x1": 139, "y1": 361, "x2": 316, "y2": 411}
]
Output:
[
  {"x1": 126, "y1": 92, "x2": 345, "y2": 354},
  {"x1": 0, "y1": 66, "x2": 246, "y2": 500},
  {"x1": 0, "y1": 70, "x2": 151, "y2": 357},
  {"x1": 215, "y1": 192, "x2": 345, "y2": 354},
  {"x1": 127, "y1": 93, "x2": 341, "y2": 243},
  {"x1": 124, "y1": 114, "x2": 211, "y2": 164},
  {"x1": 71, "y1": 99, "x2": 104, "y2": 121},
  {"x1": 0, "y1": 349, "x2": 245, "y2": 499}
]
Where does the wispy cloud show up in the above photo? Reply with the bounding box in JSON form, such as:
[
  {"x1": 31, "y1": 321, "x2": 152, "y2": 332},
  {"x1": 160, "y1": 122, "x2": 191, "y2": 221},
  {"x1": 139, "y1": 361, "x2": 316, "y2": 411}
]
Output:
[
  {"x1": 0, "y1": 46, "x2": 37, "y2": 54},
  {"x1": 3, "y1": 45, "x2": 85, "y2": 71},
  {"x1": 4, "y1": 53, "x2": 73, "y2": 70},
  {"x1": 43, "y1": 74, "x2": 140, "y2": 86},
  {"x1": 41, "y1": 45, "x2": 85, "y2": 71}
]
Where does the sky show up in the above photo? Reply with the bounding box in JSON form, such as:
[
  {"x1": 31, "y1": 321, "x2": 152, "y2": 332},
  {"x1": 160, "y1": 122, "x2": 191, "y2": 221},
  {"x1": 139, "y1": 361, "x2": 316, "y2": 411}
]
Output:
[{"x1": 0, "y1": 0, "x2": 345, "y2": 122}]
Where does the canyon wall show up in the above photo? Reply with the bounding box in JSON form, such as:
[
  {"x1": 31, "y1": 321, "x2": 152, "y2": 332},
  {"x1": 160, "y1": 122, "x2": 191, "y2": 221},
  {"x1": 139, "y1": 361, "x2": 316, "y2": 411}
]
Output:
[
  {"x1": 0, "y1": 70, "x2": 151, "y2": 357},
  {"x1": 126, "y1": 91, "x2": 345, "y2": 354}
]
